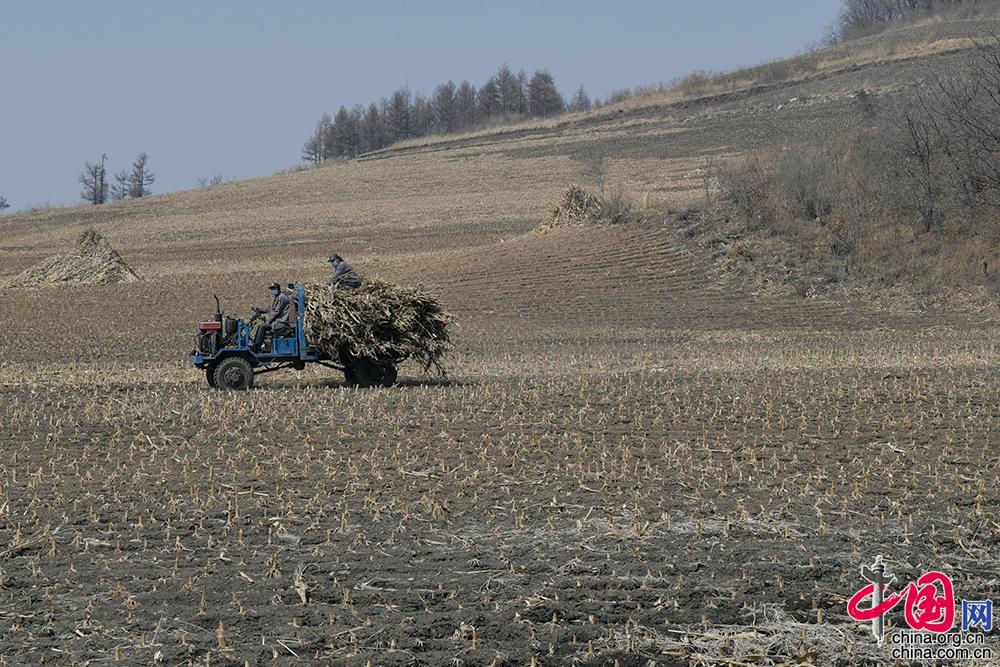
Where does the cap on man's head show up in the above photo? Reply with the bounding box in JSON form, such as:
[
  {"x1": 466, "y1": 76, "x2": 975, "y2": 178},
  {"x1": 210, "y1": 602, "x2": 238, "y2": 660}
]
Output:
[
  {"x1": 268, "y1": 282, "x2": 281, "y2": 290},
  {"x1": 328, "y1": 254, "x2": 341, "y2": 263}
]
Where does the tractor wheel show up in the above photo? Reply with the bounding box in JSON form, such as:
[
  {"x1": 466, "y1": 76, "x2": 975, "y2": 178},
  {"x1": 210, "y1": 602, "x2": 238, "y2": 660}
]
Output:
[
  {"x1": 214, "y1": 357, "x2": 254, "y2": 391},
  {"x1": 205, "y1": 365, "x2": 218, "y2": 388}
]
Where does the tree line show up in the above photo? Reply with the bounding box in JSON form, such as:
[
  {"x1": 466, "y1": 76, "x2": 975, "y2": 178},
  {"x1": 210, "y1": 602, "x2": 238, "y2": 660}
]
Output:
[
  {"x1": 836, "y1": 0, "x2": 987, "y2": 40},
  {"x1": 79, "y1": 152, "x2": 155, "y2": 205},
  {"x1": 303, "y1": 64, "x2": 591, "y2": 163}
]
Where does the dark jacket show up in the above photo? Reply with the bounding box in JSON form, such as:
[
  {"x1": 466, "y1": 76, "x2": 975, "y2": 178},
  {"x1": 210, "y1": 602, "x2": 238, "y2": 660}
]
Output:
[
  {"x1": 326, "y1": 260, "x2": 361, "y2": 288},
  {"x1": 266, "y1": 291, "x2": 291, "y2": 325}
]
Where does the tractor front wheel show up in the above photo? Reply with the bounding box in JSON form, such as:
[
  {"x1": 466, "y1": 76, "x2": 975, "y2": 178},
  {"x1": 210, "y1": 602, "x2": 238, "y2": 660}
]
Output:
[
  {"x1": 206, "y1": 365, "x2": 218, "y2": 388},
  {"x1": 214, "y1": 357, "x2": 254, "y2": 391}
]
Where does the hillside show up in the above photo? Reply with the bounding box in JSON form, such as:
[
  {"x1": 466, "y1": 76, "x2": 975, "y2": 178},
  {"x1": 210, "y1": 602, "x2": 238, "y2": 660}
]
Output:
[{"x1": 2, "y1": 16, "x2": 997, "y2": 354}]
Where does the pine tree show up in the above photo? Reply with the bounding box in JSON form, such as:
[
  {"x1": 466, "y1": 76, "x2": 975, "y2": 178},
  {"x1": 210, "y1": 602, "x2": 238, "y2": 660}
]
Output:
[
  {"x1": 411, "y1": 93, "x2": 433, "y2": 137},
  {"x1": 570, "y1": 85, "x2": 592, "y2": 112},
  {"x1": 79, "y1": 154, "x2": 108, "y2": 205},
  {"x1": 516, "y1": 70, "x2": 530, "y2": 114},
  {"x1": 0, "y1": 196, "x2": 8, "y2": 212},
  {"x1": 318, "y1": 112, "x2": 336, "y2": 161},
  {"x1": 360, "y1": 103, "x2": 384, "y2": 153},
  {"x1": 455, "y1": 80, "x2": 478, "y2": 129},
  {"x1": 333, "y1": 106, "x2": 360, "y2": 157},
  {"x1": 494, "y1": 64, "x2": 523, "y2": 115},
  {"x1": 477, "y1": 78, "x2": 501, "y2": 119},
  {"x1": 432, "y1": 81, "x2": 458, "y2": 134},
  {"x1": 384, "y1": 87, "x2": 412, "y2": 142},
  {"x1": 528, "y1": 70, "x2": 564, "y2": 117}
]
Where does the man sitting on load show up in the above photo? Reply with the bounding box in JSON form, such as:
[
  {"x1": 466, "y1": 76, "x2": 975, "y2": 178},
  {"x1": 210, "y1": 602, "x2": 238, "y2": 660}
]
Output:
[
  {"x1": 251, "y1": 282, "x2": 291, "y2": 353},
  {"x1": 326, "y1": 254, "x2": 362, "y2": 289}
]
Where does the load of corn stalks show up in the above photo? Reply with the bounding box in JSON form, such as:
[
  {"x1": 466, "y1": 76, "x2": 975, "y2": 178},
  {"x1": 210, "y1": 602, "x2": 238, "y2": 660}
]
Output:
[
  {"x1": 304, "y1": 279, "x2": 453, "y2": 374},
  {"x1": 5, "y1": 228, "x2": 140, "y2": 287}
]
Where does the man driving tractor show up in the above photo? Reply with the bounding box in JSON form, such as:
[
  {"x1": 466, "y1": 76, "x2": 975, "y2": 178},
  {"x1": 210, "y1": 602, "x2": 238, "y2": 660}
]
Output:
[
  {"x1": 327, "y1": 254, "x2": 362, "y2": 289},
  {"x1": 251, "y1": 282, "x2": 291, "y2": 353}
]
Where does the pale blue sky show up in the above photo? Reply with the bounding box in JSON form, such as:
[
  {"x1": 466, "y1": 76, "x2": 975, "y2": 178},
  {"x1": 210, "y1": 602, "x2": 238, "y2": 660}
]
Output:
[{"x1": 0, "y1": 0, "x2": 843, "y2": 210}]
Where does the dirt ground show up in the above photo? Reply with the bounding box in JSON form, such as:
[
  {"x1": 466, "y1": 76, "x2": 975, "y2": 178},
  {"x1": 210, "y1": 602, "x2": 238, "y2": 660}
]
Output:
[
  {"x1": 2, "y1": 18, "x2": 999, "y2": 666},
  {"x1": 2, "y1": 260, "x2": 998, "y2": 666}
]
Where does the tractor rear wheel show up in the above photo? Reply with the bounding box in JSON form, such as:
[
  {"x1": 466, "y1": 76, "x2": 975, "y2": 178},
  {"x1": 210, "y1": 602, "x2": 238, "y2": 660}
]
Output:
[{"x1": 214, "y1": 357, "x2": 254, "y2": 390}]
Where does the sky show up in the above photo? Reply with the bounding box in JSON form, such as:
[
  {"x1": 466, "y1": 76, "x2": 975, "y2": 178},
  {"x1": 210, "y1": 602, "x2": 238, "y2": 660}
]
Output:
[{"x1": 0, "y1": 0, "x2": 843, "y2": 210}]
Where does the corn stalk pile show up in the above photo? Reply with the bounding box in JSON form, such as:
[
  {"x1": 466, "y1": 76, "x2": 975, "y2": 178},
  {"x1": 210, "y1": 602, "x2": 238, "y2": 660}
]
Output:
[
  {"x1": 5, "y1": 228, "x2": 140, "y2": 287},
  {"x1": 304, "y1": 280, "x2": 453, "y2": 373},
  {"x1": 540, "y1": 185, "x2": 602, "y2": 229}
]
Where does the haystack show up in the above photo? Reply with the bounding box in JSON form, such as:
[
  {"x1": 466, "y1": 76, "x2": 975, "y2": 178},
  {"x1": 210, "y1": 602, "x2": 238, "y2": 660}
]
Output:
[
  {"x1": 538, "y1": 185, "x2": 632, "y2": 230},
  {"x1": 304, "y1": 280, "x2": 453, "y2": 374},
  {"x1": 6, "y1": 229, "x2": 140, "y2": 287},
  {"x1": 543, "y1": 185, "x2": 602, "y2": 229}
]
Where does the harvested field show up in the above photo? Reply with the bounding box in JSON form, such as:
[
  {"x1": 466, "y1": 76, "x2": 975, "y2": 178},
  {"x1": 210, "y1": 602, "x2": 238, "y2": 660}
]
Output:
[{"x1": 1, "y1": 16, "x2": 998, "y2": 667}]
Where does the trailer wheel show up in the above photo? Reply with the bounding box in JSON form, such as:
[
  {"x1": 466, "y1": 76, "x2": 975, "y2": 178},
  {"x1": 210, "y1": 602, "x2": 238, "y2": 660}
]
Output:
[
  {"x1": 343, "y1": 357, "x2": 397, "y2": 388},
  {"x1": 214, "y1": 357, "x2": 254, "y2": 390},
  {"x1": 205, "y1": 365, "x2": 218, "y2": 388},
  {"x1": 379, "y1": 364, "x2": 398, "y2": 388}
]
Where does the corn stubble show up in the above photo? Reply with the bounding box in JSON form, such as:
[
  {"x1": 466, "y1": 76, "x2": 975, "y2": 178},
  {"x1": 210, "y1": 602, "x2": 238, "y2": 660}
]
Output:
[{"x1": 0, "y1": 324, "x2": 997, "y2": 665}]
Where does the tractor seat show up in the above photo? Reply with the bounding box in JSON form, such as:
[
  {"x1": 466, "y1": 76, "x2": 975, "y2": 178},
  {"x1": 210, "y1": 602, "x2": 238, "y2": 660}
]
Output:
[{"x1": 273, "y1": 321, "x2": 295, "y2": 338}]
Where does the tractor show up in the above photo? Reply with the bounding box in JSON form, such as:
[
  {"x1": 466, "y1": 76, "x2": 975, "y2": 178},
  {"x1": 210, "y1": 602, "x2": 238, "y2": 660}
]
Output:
[{"x1": 189, "y1": 283, "x2": 398, "y2": 390}]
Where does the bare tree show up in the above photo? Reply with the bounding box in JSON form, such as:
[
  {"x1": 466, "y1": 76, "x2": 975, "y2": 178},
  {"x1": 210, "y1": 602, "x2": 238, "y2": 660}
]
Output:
[
  {"x1": 110, "y1": 169, "x2": 130, "y2": 201},
  {"x1": 909, "y1": 37, "x2": 1000, "y2": 212},
  {"x1": 837, "y1": 0, "x2": 966, "y2": 41},
  {"x1": 128, "y1": 152, "x2": 154, "y2": 198},
  {"x1": 197, "y1": 174, "x2": 224, "y2": 187},
  {"x1": 0, "y1": 196, "x2": 8, "y2": 213},
  {"x1": 302, "y1": 113, "x2": 330, "y2": 165},
  {"x1": 79, "y1": 154, "x2": 108, "y2": 205}
]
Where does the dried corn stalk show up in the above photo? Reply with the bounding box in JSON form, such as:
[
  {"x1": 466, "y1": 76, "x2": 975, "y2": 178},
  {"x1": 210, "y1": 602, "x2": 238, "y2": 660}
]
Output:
[
  {"x1": 304, "y1": 280, "x2": 453, "y2": 374},
  {"x1": 5, "y1": 228, "x2": 140, "y2": 287}
]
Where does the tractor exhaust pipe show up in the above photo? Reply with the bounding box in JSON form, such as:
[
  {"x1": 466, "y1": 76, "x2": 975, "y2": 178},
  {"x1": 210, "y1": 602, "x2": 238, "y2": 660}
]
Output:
[{"x1": 213, "y1": 295, "x2": 222, "y2": 323}]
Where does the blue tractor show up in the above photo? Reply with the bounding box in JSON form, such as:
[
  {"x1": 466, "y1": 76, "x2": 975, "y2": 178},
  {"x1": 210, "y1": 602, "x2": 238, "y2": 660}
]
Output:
[{"x1": 190, "y1": 283, "x2": 398, "y2": 390}]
